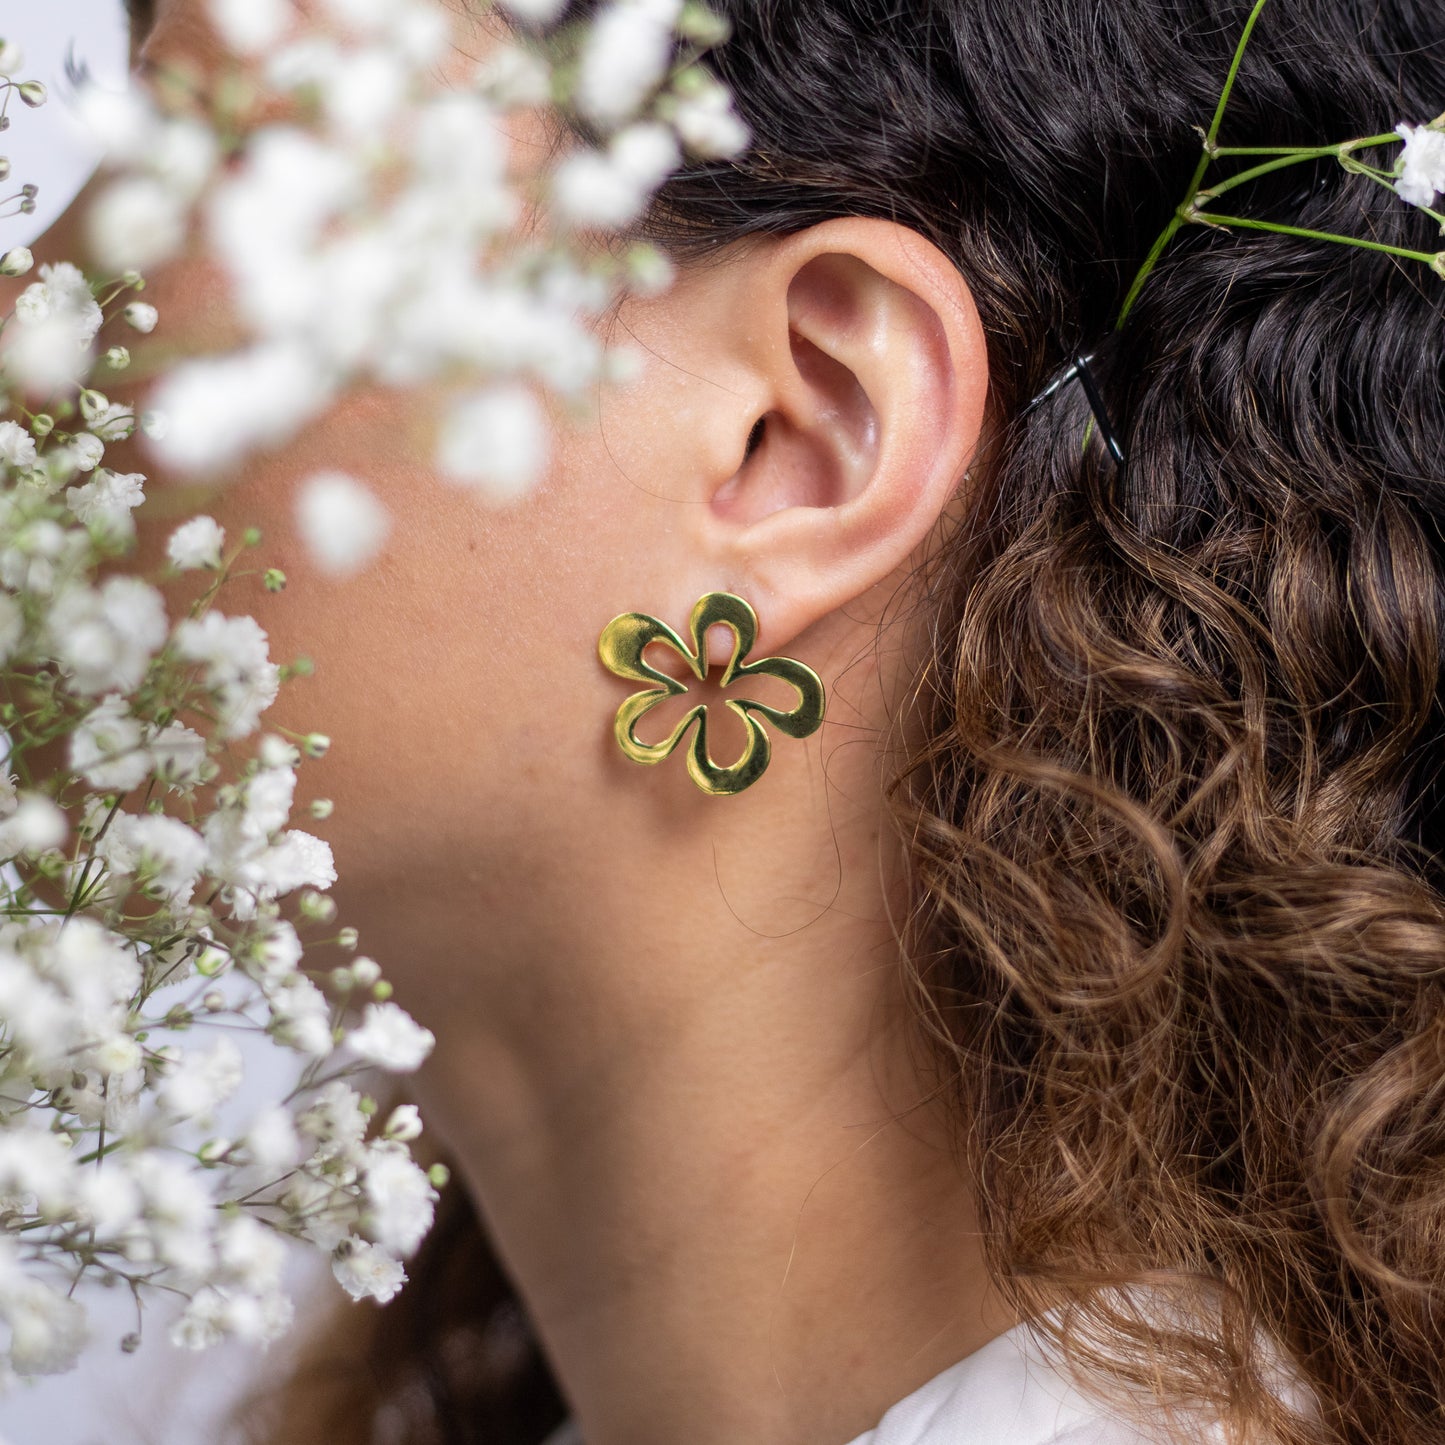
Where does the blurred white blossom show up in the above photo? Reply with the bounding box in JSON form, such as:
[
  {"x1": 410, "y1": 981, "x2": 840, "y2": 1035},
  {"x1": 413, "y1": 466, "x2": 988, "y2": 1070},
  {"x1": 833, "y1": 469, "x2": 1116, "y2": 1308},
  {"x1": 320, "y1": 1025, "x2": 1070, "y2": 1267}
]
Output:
[
  {"x1": 296, "y1": 471, "x2": 391, "y2": 576},
  {"x1": 437, "y1": 385, "x2": 549, "y2": 500},
  {"x1": 346, "y1": 1002, "x2": 436, "y2": 1071}
]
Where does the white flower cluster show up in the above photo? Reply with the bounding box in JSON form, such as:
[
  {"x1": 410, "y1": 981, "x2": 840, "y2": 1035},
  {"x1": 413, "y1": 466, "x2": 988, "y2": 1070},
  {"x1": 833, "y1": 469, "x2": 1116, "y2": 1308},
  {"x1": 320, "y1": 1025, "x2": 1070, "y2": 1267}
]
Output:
[
  {"x1": 69, "y1": 0, "x2": 749, "y2": 575},
  {"x1": 0, "y1": 0, "x2": 745, "y2": 1386},
  {"x1": 0, "y1": 370, "x2": 442, "y2": 1382}
]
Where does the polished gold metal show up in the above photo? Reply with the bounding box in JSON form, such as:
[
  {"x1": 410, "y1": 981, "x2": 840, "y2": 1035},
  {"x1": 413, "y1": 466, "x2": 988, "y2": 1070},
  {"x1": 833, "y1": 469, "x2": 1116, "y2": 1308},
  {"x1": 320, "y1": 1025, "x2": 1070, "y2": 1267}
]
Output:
[{"x1": 596, "y1": 591, "x2": 826, "y2": 796}]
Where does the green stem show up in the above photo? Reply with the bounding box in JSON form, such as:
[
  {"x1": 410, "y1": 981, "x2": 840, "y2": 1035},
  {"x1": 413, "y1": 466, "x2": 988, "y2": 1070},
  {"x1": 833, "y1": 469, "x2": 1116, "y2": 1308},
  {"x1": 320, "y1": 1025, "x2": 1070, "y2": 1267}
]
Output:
[
  {"x1": 1199, "y1": 131, "x2": 1406, "y2": 201},
  {"x1": 1116, "y1": 0, "x2": 1276, "y2": 327},
  {"x1": 1196, "y1": 147, "x2": 1339, "y2": 201},
  {"x1": 1211, "y1": 131, "x2": 1399, "y2": 157},
  {"x1": 1186, "y1": 208, "x2": 1440, "y2": 264}
]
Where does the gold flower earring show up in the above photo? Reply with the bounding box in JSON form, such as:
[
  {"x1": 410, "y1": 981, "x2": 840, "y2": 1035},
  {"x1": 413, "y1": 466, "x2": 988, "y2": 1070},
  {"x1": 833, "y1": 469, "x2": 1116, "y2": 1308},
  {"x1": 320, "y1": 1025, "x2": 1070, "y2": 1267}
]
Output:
[{"x1": 596, "y1": 591, "x2": 826, "y2": 796}]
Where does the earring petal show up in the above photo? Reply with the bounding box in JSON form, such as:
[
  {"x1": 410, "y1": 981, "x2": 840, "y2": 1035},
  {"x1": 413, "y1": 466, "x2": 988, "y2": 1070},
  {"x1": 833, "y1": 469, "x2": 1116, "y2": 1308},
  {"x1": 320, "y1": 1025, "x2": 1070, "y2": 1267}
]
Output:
[
  {"x1": 685, "y1": 701, "x2": 772, "y2": 796},
  {"x1": 733, "y1": 654, "x2": 827, "y2": 739}
]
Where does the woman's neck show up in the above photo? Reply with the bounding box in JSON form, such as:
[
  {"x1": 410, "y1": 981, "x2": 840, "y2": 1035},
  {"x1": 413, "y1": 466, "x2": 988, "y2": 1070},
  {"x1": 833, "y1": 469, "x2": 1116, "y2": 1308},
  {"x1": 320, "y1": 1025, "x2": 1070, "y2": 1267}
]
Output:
[{"x1": 386, "y1": 713, "x2": 1019, "y2": 1445}]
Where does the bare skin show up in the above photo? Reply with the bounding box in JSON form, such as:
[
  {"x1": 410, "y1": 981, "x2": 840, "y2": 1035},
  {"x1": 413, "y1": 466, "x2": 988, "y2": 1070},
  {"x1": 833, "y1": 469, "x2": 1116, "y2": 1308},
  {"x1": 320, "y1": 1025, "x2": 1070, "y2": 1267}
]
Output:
[{"x1": 21, "y1": 4, "x2": 1022, "y2": 1441}]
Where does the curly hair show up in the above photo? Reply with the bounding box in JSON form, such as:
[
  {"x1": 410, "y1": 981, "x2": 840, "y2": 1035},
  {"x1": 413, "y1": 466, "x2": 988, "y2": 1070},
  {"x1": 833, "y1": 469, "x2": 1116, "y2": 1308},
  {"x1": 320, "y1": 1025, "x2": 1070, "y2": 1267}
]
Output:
[{"x1": 243, "y1": 1, "x2": 1445, "y2": 1441}]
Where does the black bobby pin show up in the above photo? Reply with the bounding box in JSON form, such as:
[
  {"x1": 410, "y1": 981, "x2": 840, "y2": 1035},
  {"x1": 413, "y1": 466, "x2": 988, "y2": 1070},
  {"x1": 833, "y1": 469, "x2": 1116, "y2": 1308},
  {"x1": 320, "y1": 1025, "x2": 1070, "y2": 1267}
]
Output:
[{"x1": 1022, "y1": 351, "x2": 1127, "y2": 467}]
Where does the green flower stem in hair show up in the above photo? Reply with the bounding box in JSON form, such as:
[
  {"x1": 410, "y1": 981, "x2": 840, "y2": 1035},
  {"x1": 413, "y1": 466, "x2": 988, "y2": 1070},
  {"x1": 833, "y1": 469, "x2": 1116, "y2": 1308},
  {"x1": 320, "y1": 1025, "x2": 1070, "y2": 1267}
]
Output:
[{"x1": 1115, "y1": 0, "x2": 1445, "y2": 328}]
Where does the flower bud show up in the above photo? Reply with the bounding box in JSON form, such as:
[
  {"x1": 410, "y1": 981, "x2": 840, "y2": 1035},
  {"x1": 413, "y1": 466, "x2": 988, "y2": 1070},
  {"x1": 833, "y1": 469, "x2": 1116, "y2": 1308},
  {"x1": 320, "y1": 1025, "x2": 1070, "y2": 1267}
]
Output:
[
  {"x1": 120, "y1": 1333, "x2": 141, "y2": 1354},
  {"x1": 427, "y1": 1163, "x2": 450, "y2": 1188},
  {"x1": 350, "y1": 957, "x2": 381, "y2": 987},
  {"x1": 195, "y1": 944, "x2": 231, "y2": 977},
  {"x1": 303, "y1": 732, "x2": 330, "y2": 758},
  {"x1": 198, "y1": 1137, "x2": 232, "y2": 1164},
  {"x1": 371, "y1": 980, "x2": 393, "y2": 1001},
  {"x1": 0, "y1": 42, "x2": 25, "y2": 74},
  {"x1": 0, "y1": 158, "x2": 9, "y2": 182},
  {"x1": 330, "y1": 965, "x2": 355, "y2": 991},
  {"x1": 263, "y1": 567, "x2": 286, "y2": 592},
  {"x1": 0, "y1": 245, "x2": 31, "y2": 276},
  {"x1": 104, "y1": 346, "x2": 131, "y2": 370},
  {"x1": 202, "y1": 990, "x2": 226, "y2": 1012},
  {"x1": 29, "y1": 414, "x2": 52, "y2": 438},
  {"x1": 123, "y1": 301, "x2": 158, "y2": 333},
  {"x1": 382, "y1": 1104, "x2": 423, "y2": 1141},
  {"x1": 17, "y1": 80, "x2": 46, "y2": 107},
  {"x1": 258, "y1": 734, "x2": 300, "y2": 769},
  {"x1": 299, "y1": 889, "x2": 336, "y2": 922},
  {"x1": 336, "y1": 925, "x2": 358, "y2": 949}
]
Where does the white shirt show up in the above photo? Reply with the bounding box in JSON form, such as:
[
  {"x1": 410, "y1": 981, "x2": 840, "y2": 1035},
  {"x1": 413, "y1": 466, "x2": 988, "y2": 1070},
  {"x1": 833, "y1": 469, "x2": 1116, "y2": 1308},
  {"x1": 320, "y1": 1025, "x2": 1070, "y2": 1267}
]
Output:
[{"x1": 538, "y1": 1316, "x2": 1224, "y2": 1445}]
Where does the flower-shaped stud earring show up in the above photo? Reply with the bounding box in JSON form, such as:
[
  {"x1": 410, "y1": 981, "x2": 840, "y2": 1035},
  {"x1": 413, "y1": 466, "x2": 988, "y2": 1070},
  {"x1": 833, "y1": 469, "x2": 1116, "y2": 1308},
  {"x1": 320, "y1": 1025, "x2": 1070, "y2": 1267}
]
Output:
[{"x1": 596, "y1": 591, "x2": 826, "y2": 796}]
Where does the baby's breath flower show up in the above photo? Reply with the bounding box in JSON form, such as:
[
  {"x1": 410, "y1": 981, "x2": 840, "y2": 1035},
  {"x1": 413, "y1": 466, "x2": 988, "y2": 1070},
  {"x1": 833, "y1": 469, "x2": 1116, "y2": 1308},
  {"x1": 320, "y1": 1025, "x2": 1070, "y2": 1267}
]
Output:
[
  {"x1": 156, "y1": 1037, "x2": 245, "y2": 1122},
  {"x1": 345, "y1": 1001, "x2": 435, "y2": 1072},
  {"x1": 149, "y1": 719, "x2": 209, "y2": 788},
  {"x1": 241, "y1": 1105, "x2": 304, "y2": 1175},
  {"x1": 361, "y1": 1145, "x2": 436, "y2": 1256},
  {"x1": 0, "y1": 421, "x2": 37, "y2": 471},
  {"x1": 209, "y1": 0, "x2": 294, "y2": 56},
  {"x1": 0, "y1": 793, "x2": 67, "y2": 859},
  {"x1": 69, "y1": 694, "x2": 151, "y2": 792},
  {"x1": 65, "y1": 467, "x2": 146, "y2": 544},
  {"x1": 69, "y1": 433, "x2": 104, "y2": 472},
  {"x1": 574, "y1": 0, "x2": 682, "y2": 131},
  {"x1": 668, "y1": 74, "x2": 750, "y2": 157},
  {"x1": 0, "y1": 247, "x2": 32, "y2": 277},
  {"x1": 332, "y1": 1236, "x2": 405, "y2": 1303},
  {"x1": 1395, "y1": 121, "x2": 1445, "y2": 209},
  {"x1": 295, "y1": 471, "x2": 390, "y2": 576},
  {"x1": 437, "y1": 385, "x2": 548, "y2": 501},
  {"x1": 498, "y1": 0, "x2": 569, "y2": 21},
  {"x1": 0, "y1": 1272, "x2": 89, "y2": 1376},
  {"x1": 166, "y1": 514, "x2": 225, "y2": 570},
  {"x1": 48, "y1": 577, "x2": 168, "y2": 694},
  {"x1": 172, "y1": 611, "x2": 281, "y2": 740}
]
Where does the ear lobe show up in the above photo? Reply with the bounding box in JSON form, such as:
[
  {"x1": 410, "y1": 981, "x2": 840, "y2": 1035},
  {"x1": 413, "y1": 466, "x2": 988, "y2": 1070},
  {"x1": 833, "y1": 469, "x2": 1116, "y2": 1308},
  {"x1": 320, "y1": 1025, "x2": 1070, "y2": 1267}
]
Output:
[{"x1": 704, "y1": 220, "x2": 988, "y2": 660}]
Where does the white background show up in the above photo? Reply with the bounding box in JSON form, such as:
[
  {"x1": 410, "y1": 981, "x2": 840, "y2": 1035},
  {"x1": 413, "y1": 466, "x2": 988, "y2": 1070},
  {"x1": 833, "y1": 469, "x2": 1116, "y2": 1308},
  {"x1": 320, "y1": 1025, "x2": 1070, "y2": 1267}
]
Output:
[{"x1": 0, "y1": 6, "x2": 332, "y2": 1443}]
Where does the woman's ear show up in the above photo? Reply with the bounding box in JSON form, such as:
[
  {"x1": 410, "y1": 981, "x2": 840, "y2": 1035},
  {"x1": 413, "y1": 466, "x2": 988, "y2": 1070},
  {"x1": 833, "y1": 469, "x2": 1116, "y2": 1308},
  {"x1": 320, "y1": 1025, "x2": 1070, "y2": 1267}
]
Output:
[
  {"x1": 693, "y1": 217, "x2": 988, "y2": 659},
  {"x1": 595, "y1": 214, "x2": 987, "y2": 665}
]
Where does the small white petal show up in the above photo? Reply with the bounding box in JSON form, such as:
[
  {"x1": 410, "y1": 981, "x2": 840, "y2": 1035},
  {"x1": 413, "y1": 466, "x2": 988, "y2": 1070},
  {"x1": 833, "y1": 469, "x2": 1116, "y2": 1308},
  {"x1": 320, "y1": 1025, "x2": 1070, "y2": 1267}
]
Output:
[
  {"x1": 296, "y1": 471, "x2": 391, "y2": 576},
  {"x1": 437, "y1": 387, "x2": 548, "y2": 502}
]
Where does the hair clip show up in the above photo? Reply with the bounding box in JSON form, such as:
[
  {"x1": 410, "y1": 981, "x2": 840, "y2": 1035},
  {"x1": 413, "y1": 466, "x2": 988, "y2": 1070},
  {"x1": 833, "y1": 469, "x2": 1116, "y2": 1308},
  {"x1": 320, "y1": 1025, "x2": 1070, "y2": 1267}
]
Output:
[{"x1": 1021, "y1": 350, "x2": 1127, "y2": 467}]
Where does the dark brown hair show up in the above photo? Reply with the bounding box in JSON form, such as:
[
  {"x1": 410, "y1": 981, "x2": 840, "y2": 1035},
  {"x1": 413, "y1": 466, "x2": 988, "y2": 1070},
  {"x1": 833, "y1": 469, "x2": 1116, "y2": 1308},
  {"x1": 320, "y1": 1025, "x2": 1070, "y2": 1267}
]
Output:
[{"x1": 244, "y1": 1, "x2": 1445, "y2": 1441}]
